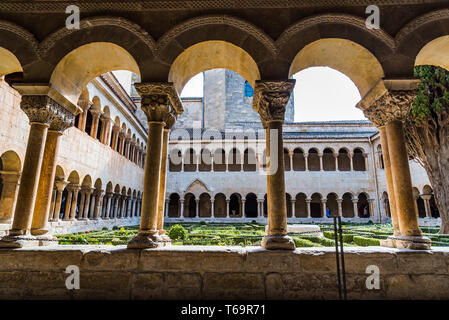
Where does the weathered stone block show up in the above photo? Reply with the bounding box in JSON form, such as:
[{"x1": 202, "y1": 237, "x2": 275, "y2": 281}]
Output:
[
  {"x1": 203, "y1": 272, "x2": 265, "y2": 299},
  {"x1": 130, "y1": 272, "x2": 164, "y2": 300}
]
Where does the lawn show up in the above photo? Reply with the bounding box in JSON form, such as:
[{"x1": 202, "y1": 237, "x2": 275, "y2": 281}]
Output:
[{"x1": 56, "y1": 222, "x2": 449, "y2": 247}]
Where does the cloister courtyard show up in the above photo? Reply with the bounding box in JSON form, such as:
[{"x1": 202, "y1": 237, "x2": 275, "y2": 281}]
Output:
[{"x1": 0, "y1": 0, "x2": 449, "y2": 301}]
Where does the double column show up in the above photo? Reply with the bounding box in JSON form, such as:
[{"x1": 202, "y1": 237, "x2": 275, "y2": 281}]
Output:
[
  {"x1": 253, "y1": 80, "x2": 296, "y2": 250},
  {"x1": 0, "y1": 94, "x2": 76, "y2": 247},
  {"x1": 128, "y1": 82, "x2": 182, "y2": 249},
  {"x1": 357, "y1": 79, "x2": 430, "y2": 249}
]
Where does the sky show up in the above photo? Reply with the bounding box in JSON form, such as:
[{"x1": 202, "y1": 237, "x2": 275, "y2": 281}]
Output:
[{"x1": 180, "y1": 67, "x2": 367, "y2": 122}]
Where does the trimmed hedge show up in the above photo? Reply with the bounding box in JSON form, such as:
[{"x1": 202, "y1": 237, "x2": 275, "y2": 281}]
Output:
[
  {"x1": 292, "y1": 237, "x2": 321, "y2": 247},
  {"x1": 323, "y1": 231, "x2": 355, "y2": 243},
  {"x1": 353, "y1": 236, "x2": 380, "y2": 246}
]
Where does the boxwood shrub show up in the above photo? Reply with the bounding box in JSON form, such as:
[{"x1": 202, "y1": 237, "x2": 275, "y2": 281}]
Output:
[{"x1": 353, "y1": 236, "x2": 380, "y2": 246}]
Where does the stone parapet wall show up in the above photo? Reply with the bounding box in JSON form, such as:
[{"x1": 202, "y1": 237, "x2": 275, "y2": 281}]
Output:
[
  {"x1": 48, "y1": 217, "x2": 140, "y2": 235},
  {"x1": 0, "y1": 246, "x2": 448, "y2": 300}
]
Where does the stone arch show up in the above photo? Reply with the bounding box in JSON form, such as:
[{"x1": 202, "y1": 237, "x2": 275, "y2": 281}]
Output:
[
  {"x1": 94, "y1": 178, "x2": 102, "y2": 190},
  {"x1": 243, "y1": 148, "x2": 257, "y2": 172},
  {"x1": 0, "y1": 20, "x2": 39, "y2": 77},
  {"x1": 185, "y1": 179, "x2": 211, "y2": 199},
  {"x1": 67, "y1": 171, "x2": 80, "y2": 185},
  {"x1": 310, "y1": 193, "x2": 323, "y2": 218},
  {"x1": 184, "y1": 148, "x2": 197, "y2": 172},
  {"x1": 229, "y1": 193, "x2": 242, "y2": 217},
  {"x1": 184, "y1": 193, "x2": 196, "y2": 218},
  {"x1": 199, "y1": 193, "x2": 211, "y2": 218},
  {"x1": 168, "y1": 193, "x2": 180, "y2": 217},
  {"x1": 0, "y1": 150, "x2": 22, "y2": 223},
  {"x1": 0, "y1": 150, "x2": 21, "y2": 172},
  {"x1": 199, "y1": 148, "x2": 212, "y2": 172},
  {"x1": 294, "y1": 193, "x2": 307, "y2": 218},
  {"x1": 228, "y1": 148, "x2": 242, "y2": 172},
  {"x1": 81, "y1": 175, "x2": 92, "y2": 188},
  {"x1": 106, "y1": 182, "x2": 113, "y2": 193},
  {"x1": 55, "y1": 165, "x2": 65, "y2": 181},
  {"x1": 168, "y1": 40, "x2": 261, "y2": 94},
  {"x1": 326, "y1": 193, "x2": 339, "y2": 217},
  {"x1": 293, "y1": 148, "x2": 306, "y2": 171},
  {"x1": 338, "y1": 148, "x2": 351, "y2": 171},
  {"x1": 245, "y1": 193, "x2": 258, "y2": 218},
  {"x1": 49, "y1": 42, "x2": 141, "y2": 105},
  {"x1": 214, "y1": 193, "x2": 227, "y2": 218},
  {"x1": 307, "y1": 148, "x2": 320, "y2": 171},
  {"x1": 353, "y1": 148, "x2": 366, "y2": 171},
  {"x1": 342, "y1": 192, "x2": 354, "y2": 217},
  {"x1": 283, "y1": 148, "x2": 291, "y2": 171},
  {"x1": 357, "y1": 192, "x2": 370, "y2": 218},
  {"x1": 323, "y1": 148, "x2": 336, "y2": 171}
]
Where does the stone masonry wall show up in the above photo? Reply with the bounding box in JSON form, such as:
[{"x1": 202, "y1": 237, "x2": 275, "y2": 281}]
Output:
[{"x1": 0, "y1": 246, "x2": 448, "y2": 300}]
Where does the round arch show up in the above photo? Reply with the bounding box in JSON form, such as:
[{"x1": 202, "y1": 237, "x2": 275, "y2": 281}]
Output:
[{"x1": 168, "y1": 40, "x2": 260, "y2": 94}]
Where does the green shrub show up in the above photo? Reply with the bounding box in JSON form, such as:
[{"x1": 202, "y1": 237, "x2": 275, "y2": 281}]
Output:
[
  {"x1": 102, "y1": 227, "x2": 109, "y2": 231},
  {"x1": 292, "y1": 237, "x2": 320, "y2": 247},
  {"x1": 168, "y1": 224, "x2": 188, "y2": 241},
  {"x1": 199, "y1": 221, "x2": 206, "y2": 225},
  {"x1": 323, "y1": 231, "x2": 354, "y2": 243},
  {"x1": 112, "y1": 226, "x2": 119, "y2": 230},
  {"x1": 353, "y1": 236, "x2": 380, "y2": 246}
]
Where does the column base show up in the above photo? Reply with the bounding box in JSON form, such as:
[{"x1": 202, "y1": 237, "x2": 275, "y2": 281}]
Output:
[
  {"x1": 127, "y1": 232, "x2": 164, "y2": 249},
  {"x1": 35, "y1": 234, "x2": 58, "y2": 246},
  {"x1": 381, "y1": 235, "x2": 431, "y2": 250},
  {"x1": 261, "y1": 234, "x2": 296, "y2": 250},
  {"x1": 159, "y1": 230, "x2": 172, "y2": 245},
  {"x1": 0, "y1": 235, "x2": 40, "y2": 248}
]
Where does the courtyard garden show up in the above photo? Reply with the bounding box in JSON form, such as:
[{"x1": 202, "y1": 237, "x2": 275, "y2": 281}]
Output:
[{"x1": 56, "y1": 222, "x2": 449, "y2": 247}]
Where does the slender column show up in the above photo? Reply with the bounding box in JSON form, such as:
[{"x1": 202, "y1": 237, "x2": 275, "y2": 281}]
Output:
[
  {"x1": 104, "y1": 118, "x2": 113, "y2": 146},
  {"x1": 82, "y1": 189, "x2": 92, "y2": 219},
  {"x1": 304, "y1": 153, "x2": 309, "y2": 171},
  {"x1": 69, "y1": 186, "x2": 80, "y2": 220},
  {"x1": 48, "y1": 189, "x2": 56, "y2": 222},
  {"x1": 306, "y1": 199, "x2": 311, "y2": 218},
  {"x1": 289, "y1": 151, "x2": 293, "y2": 171},
  {"x1": 103, "y1": 192, "x2": 112, "y2": 219},
  {"x1": 195, "y1": 199, "x2": 200, "y2": 218},
  {"x1": 242, "y1": 198, "x2": 246, "y2": 217},
  {"x1": 124, "y1": 137, "x2": 131, "y2": 159},
  {"x1": 211, "y1": 198, "x2": 215, "y2": 217},
  {"x1": 353, "y1": 199, "x2": 358, "y2": 217},
  {"x1": 120, "y1": 195, "x2": 127, "y2": 218},
  {"x1": 113, "y1": 194, "x2": 120, "y2": 218},
  {"x1": 1, "y1": 96, "x2": 75, "y2": 247},
  {"x1": 321, "y1": 199, "x2": 327, "y2": 217},
  {"x1": 254, "y1": 80, "x2": 295, "y2": 250},
  {"x1": 157, "y1": 124, "x2": 175, "y2": 243},
  {"x1": 257, "y1": 199, "x2": 263, "y2": 217},
  {"x1": 77, "y1": 191, "x2": 86, "y2": 220},
  {"x1": 77, "y1": 101, "x2": 91, "y2": 132},
  {"x1": 0, "y1": 171, "x2": 21, "y2": 224},
  {"x1": 226, "y1": 199, "x2": 230, "y2": 218},
  {"x1": 93, "y1": 190, "x2": 104, "y2": 220},
  {"x1": 111, "y1": 126, "x2": 120, "y2": 150},
  {"x1": 52, "y1": 180, "x2": 68, "y2": 222},
  {"x1": 363, "y1": 153, "x2": 369, "y2": 170},
  {"x1": 128, "y1": 82, "x2": 180, "y2": 249},
  {"x1": 180, "y1": 198, "x2": 185, "y2": 218},
  {"x1": 90, "y1": 110, "x2": 101, "y2": 138},
  {"x1": 118, "y1": 131, "x2": 126, "y2": 155},
  {"x1": 368, "y1": 199, "x2": 375, "y2": 217},
  {"x1": 126, "y1": 196, "x2": 132, "y2": 217},
  {"x1": 318, "y1": 153, "x2": 323, "y2": 171},
  {"x1": 63, "y1": 187, "x2": 73, "y2": 221},
  {"x1": 337, "y1": 199, "x2": 343, "y2": 217},
  {"x1": 291, "y1": 200, "x2": 296, "y2": 218},
  {"x1": 88, "y1": 192, "x2": 96, "y2": 219},
  {"x1": 334, "y1": 154, "x2": 339, "y2": 171},
  {"x1": 349, "y1": 152, "x2": 354, "y2": 171},
  {"x1": 421, "y1": 195, "x2": 432, "y2": 218}
]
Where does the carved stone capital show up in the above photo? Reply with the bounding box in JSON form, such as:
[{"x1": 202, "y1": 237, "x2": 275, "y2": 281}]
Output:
[
  {"x1": 356, "y1": 79, "x2": 420, "y2": 127},
  {"x1": 252, "y1": 80, "x2": 295, "y2": 126},
  {"x1": 49, "y1": 106, "x2": 75, "y2": 133},
  {"x1": 134, "y1": 82, "x2": 184, "y2": 114},
  {"x1": 139, "y1": 93, "x2": 177, "y2": 125},
  {"x1": 20, "y1": 96, "x2": 58, "y2": 125}
]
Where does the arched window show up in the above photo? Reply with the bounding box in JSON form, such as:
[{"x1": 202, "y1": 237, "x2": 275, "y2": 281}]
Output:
[
  {"x1": 243, "y1": 148, "x2": 257, "y2": 171},
  {"x1": 353, "y1": 148, "x2": 366, "y2": 171},
  {"x1": 293, "y1": 148, "x2": 306, "y2": 171},
  {"x1": 199, "y1": 193, "x2": 211, "y2": 217},
  {"x1": 308, "y1": 149, "x2": 320, "y2": 171},
  {"x1": 310, "y1": 193, "x2": 322, "y2": 217},
  {"x1": 338, "y1": 148, "x2": 351, "y2": 171},
  {"x1": 199, "y1": 149, "x2": 212, "y2": 172},
  {"x1": 342, "y1": 193, "x2": 354, "y2": 217},
  {"x1": 213, "y1": 149, "x2": 226, "y2": 172},
  {"x1": 229, "y1": 193, "x2": 241, "y2": 216},
  {"x1": 214, "y1": 193, "x2": 227, "y2": 218},
  {"x1": 295, "y1": 193, "x2": 307, "y2": 217},
  {"x1": 245, "y1": 193, "x2": 258, "y2": 218},
  {"x1": 168, "y1": 193, "x2": 180, "y2": 217},
  {"x1": 169, "y1": 149, "x2": 182, "y2": 172},
  {"x1": 284, "y1": 148, "x2": 291, "y2": 171},
  {"x1": 228, "y1": 148, "x2": 241, "y2": 172},
  {"x1": 244, "y1": 81, "x2": 254, "y2": 97},
  {"x1": 184, "y1": 149, "x2": 197, "y2": 172},
  {"x1": 323, "y1": 148, "x2": 336, "y2": 171}
]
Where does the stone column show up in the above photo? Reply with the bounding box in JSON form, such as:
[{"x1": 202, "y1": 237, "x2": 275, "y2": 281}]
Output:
[
  {"x1": 253, "y1": 80, "x2": 295, "y2": 250},
  {"x1": 334, "y1": 154, "x2": 339, "y2": 171},
  {"x1": 421, "y1": 194, "x2": 432, "y2": 218},
  {"x1": 120, "y1": 195, "x2": 127, "y2": 218},
  {"x1": 1, "y1": 95, "x2": 76, "y2": 247},
  {"x1": 118, "y1": 131, "x2": 126, "y2": 155},
  {"x1": 318, "y1": 153, "x2": 323, "y2": 171},
  {"x1": 0, "y1": 171, "x2": 21, "y2": 224},
  {"x1": 104, "y1": 192, "x2": 112, "y2": 219},
  {"x1": 157, "y1": 120, "x2": 175, "y2": 243},
  {"x1": 82, "y1": 188, "x2": 92, "y2": 219},
  {"x1": 337, "y1": 199, "x2": 343, "y2": 217},
  {"x1": 88, "y1": 192, "x2": 96, "y2": 219},
  {"x1": 195, "y1": 199, "x2": 200, "y2": 218},
  {"x1": 63, "y1": 187, "x2": 73, "y2": 221},
  {"x1": 291, "y1": 200, "x2": 296, "y2": 218},
  {"x1": 363, "y1": 153, "x2": 369, "y2": 170},
  {"x1": 349, "y1": 152, "x2": 354, "y2": 171},
  {"x1": 92, "y1": 190, "x2": 104, "y2": 220},
  {"x1": 306, "y1": 199, "x2": 311, "y2": 218},
  {"x1": 211, "y1": 198, "x2": 215, "y2": 218},
  {"x1": 77, "y1": 190, "x2": 86, "y2": 220},
  {"x1": 128, "y1": 82, "x2": 181, "y2": 249},
  {"x1": 51, "y1": 180, "x2": 68, "y2": 222},
  {"x1": 242, "y1": 198, "x2": 246, "y2": 217},
  {"x1": 69, "y1": 185, "x2": 80, "y2": 220},
  {"x1": 357, "y1": 79, "x2": 430, "y2": 249},
  {"x1": 352, "y1": 199, "x2": 358, "y2": 217},
  {"x1": 288, "y1": 150, "x2": 293, "y2": 171},
  {"x1": 77, "y1": 100, "x2": 91, "y2": 132},
  {"x1": 304, "y1": 153, "x2": 309, "y2": 171},
  {"x1": 124, "y1": 137, "x2": 131, "y2": 159},
  {"x1": 368, "y1": 199, "x2": 375, "y2": 217},
  {"x1": 113, "y1": 193, "x2": 120, "y2": 218},
  {"x1": 104, "y1": 118, "x2": 114, "y2": 146},
  {"x1": 226, "y1": 199, "x2": 230, "y2": 218},
  {"x1": 90, "y1": 109, "x2": 101, "y2": 138},
  {"x1": 180, "y1": 198, "x2": 185, "y2": 218},
  {"x1": 257, "y1": 199, "x2": 263, "y2": 217},
  {"x1": 111, "y1": 126, "x2": 120, "y2": 150},
  {"x1": 321, "y1": 199, "x2": 327, "y2": 217}
]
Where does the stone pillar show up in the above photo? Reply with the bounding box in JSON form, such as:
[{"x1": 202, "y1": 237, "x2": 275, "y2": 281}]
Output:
[
  {"x1": 306, "y1": 199, "x2": 311, "y2": 218},
  {"x1": 195, "y1": 199, "x2": 200, "y2": 218},
  {"x1": 363, "y1": 153, "x2": 369, "y2": 170},
  {"x1": 77, "y1": 190, "x2": 86, "y2": 220},
  {"x1": 118, "y1": 131, "x2": 126, "y2": 155},
  {"x1": 1, "y1": 95, "x2": 76, "y2": 247},
  {"x1": 104, "y1": 192, "x2": 112, "y2": 219},
  {"x1": 93, "y1": 189, "x2": 104, "y2": 220},
  {"x1": 257, "y1": 199, "x2": 263, "y2": 217},
  {"x1": 349, "y1": 152, "x2": 354, "y2": 171},
  {"x1": 48, "y1": 189, "x2": 57, "y2": 222},
  {"x1": 120, "y1": 195, "x2": 127, "y2": 218},
  {"x1": 82, "y1": 188, "x2": 92, "y2": 219},
  {"x1": 113, "y1": 193, "x2": 120, "y2": 218},
  {"x1": 90, "y1": 109, "x2": 101, "y2": 138},
  {"x1": 242, "y1": 198, "x2": 246, "y2": 217},
  {"x1": 334, "y1": 154, "x2": 339, "y2": 171},
  {"x1": 211, "y1": 198, "x2": 215, "y2": 218},
  {"x1": 357, "y1": 79, "x2": 430, "y2": 249},
  {"x1": 157, "y1": 122, "x2": 175, "y2": 243},
  {"x1": 124, "y1": 137, "x2": 131, "y2": 159},
  {"x1": 303, "y1": 153, "x2": 309, "y2": 171},
  {"x1": 111, "y1": 126, "x2": 120, "y2": 150},
  {"x1": 288, "y1": 150, "x2": 293, "y2": 171},
  {"x1": 0, "y1": 171, "x2": 21, "y2": 224},
  {"x1": 421, "y1": 194, "x2": 432, "y2": 218},
  {"x1": 88, "y1": 192, "x2": 96, "y2": 219},
  {"x1": 51, "y1": 180, "x2": 68, "y2": 222},
  {"x1": 77, "y1": 101, "x2": 91, "y2": 132},
  {"x1": 253, "y1": 80, "x2": 295, "y2": 250},
  {"x1": 353, "y1": 199, "x2": 358, "y2": 217},
  {"x1": 63, "y1": 187, "x2": 73, "y2": 221},
  {"x1": 337, "y1": 199, "x2": 343, "y2": 217},
  {"x1": 180, "y1": 198, "x2": 185, "y2": 218},
  {"x1": 128, "y1": 82, "x2": 181, "y2": 249},
  {"x1": 321, "y1": 199, "x2": 327, "y2": 217},
  {"x1": 69, "y1": 185, "x2": 80, "y2": 220},
  {"x1": 368, "y1": 199, "x2": 375, "y2": 217},
  {"x1": 226, "y1": 199, "x2": 230, "y2": 218},
  {"x1": 318, "y1": 153, "x2": 323, "y2": 171},
  {"x1": 291, "y1": 200, "x2": 296, "y2": 218}
]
